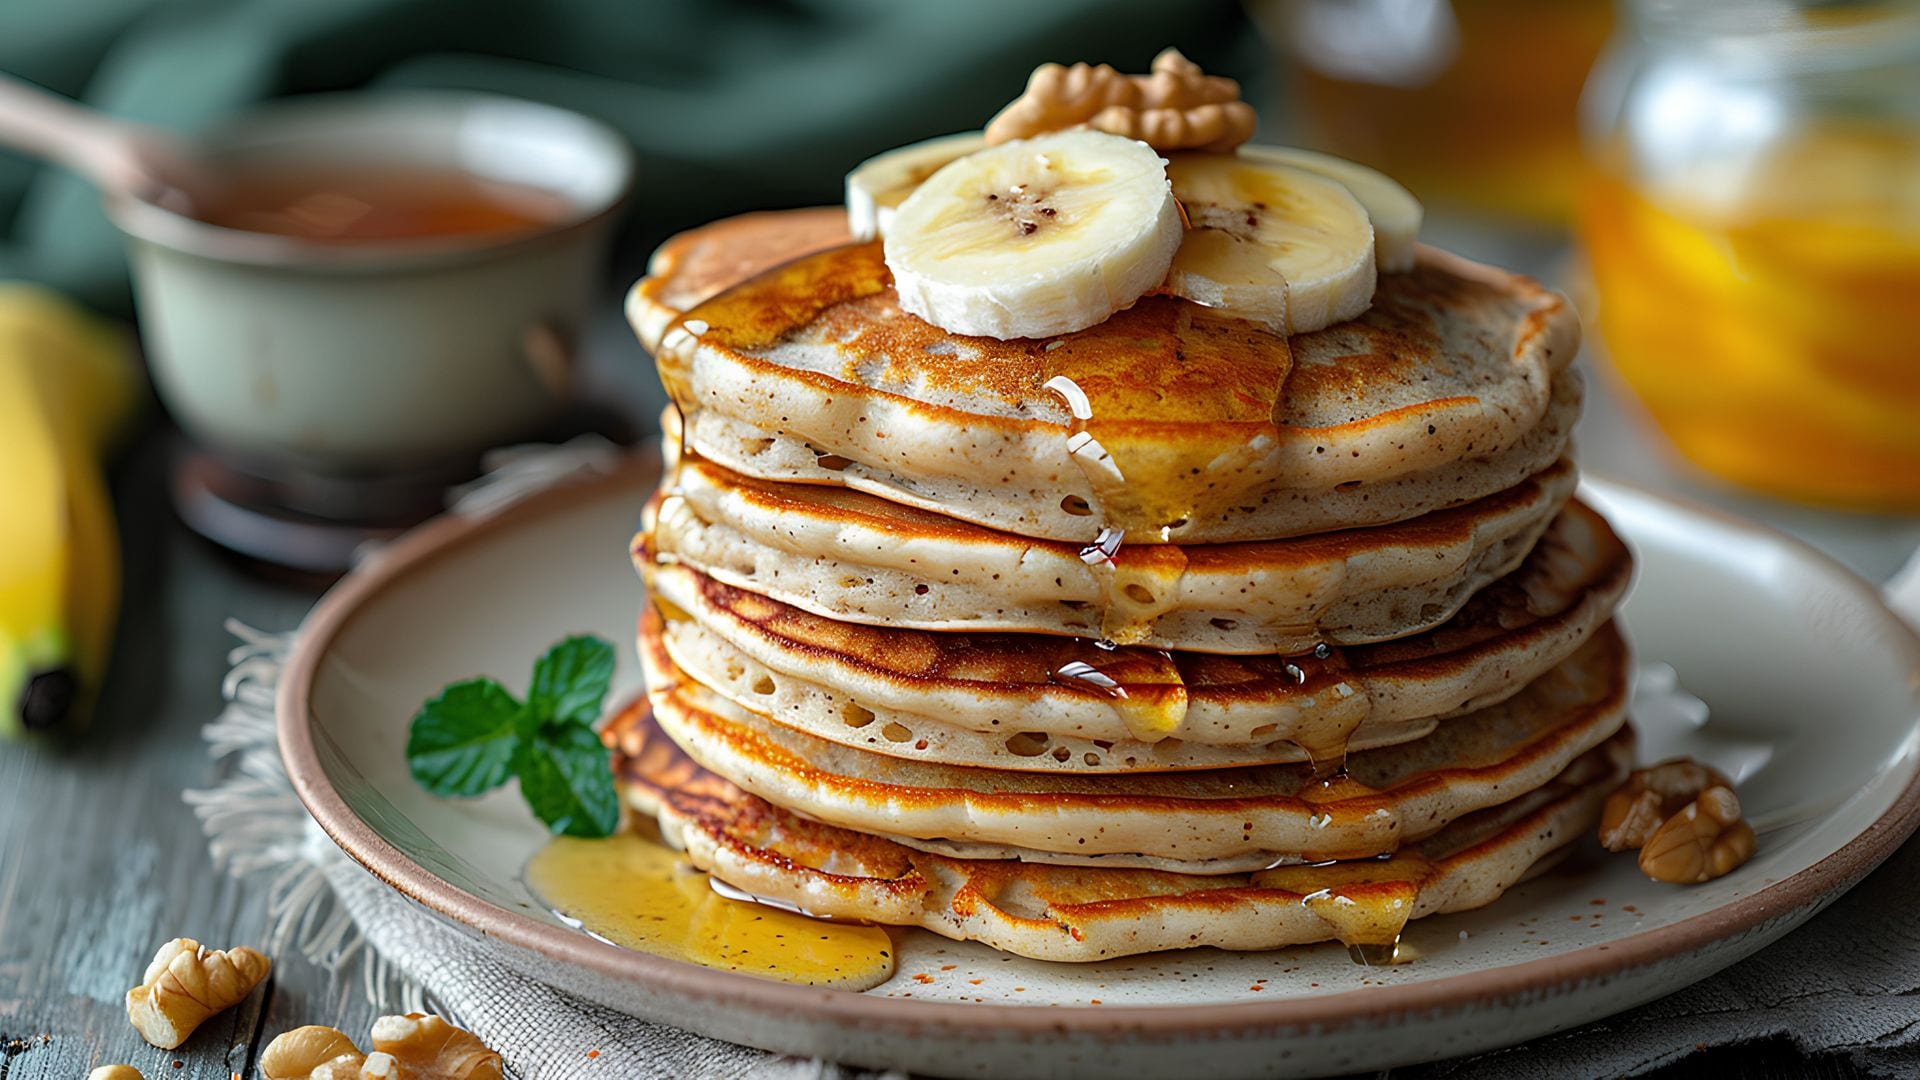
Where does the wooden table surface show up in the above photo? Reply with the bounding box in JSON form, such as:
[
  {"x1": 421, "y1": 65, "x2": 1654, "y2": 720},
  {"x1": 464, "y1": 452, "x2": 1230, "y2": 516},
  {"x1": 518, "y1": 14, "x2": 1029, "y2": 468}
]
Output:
[
  {"x1": 0, "y1": 440, "x2": 385, "y2": 1080},
  {"x1": 3, "y1": 299, "x2": 1917, "y2": 1078}
]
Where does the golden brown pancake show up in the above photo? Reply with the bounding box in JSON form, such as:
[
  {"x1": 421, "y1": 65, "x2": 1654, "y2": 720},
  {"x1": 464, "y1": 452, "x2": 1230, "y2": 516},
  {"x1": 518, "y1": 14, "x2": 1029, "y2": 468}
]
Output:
[
  {"x1": 610, "y1": 697, "x2": 1634, "y2": 963},
  {"x1": 643, "y1": 625, "x2": 1629, "y2": 867},
  {"x1": 628, "y1": 207, "x2": 852, "y2": 353},
  {"x1": 641, "y1": 500, "x2": 1632, "y2": 768},
  {"x1": 646, "y1": 443, "x2": 1578, "y2": 655},
  {"x1": 640, "y1": 610, "x2": 1441, "y2": 774},
  {"x1": 631, "y1": 213, "x2": 1581, "y2": 544}
]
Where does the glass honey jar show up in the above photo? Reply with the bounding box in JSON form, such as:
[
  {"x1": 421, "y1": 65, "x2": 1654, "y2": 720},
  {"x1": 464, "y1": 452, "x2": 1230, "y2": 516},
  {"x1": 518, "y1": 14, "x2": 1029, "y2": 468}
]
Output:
[
  {"x1": 1254, "y1": 0, "x2": 1613, "y2": 222},
  {"x1": 1580, "y1": 0, "x2": 1920, "y2": 509}
]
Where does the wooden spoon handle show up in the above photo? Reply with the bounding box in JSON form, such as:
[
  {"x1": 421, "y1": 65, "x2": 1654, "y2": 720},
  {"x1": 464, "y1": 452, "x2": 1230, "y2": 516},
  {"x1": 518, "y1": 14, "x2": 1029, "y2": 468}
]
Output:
[{"x1": 0, "y1": 73, "x2": 180, "y2": 202}]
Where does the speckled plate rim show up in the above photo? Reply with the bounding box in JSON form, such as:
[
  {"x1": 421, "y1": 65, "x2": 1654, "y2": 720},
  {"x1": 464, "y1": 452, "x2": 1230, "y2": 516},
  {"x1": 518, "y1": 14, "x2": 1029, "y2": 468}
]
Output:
[{"x1": 278, "y1": 456, "x2": 1920, "y2": 1042}]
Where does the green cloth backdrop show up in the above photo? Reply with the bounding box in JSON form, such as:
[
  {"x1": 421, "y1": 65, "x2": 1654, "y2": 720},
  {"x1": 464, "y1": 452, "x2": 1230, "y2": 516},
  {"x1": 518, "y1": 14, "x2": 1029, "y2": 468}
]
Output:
[{"x1": 0, "y1": 0, "x2": 1260, "y2": 314}]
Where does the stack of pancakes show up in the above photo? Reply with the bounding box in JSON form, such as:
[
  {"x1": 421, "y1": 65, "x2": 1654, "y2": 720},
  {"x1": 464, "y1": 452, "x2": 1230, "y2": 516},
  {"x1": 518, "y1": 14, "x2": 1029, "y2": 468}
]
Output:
[{"x1": 617, "y1": 208, "x2": 1634, "y2": 963}]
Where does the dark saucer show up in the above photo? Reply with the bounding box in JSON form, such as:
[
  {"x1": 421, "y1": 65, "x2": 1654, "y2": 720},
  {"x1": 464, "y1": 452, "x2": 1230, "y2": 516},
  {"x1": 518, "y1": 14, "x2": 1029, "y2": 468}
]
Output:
[{"x1": 169, "y1": 405, "x2": 639, "y2": 574}]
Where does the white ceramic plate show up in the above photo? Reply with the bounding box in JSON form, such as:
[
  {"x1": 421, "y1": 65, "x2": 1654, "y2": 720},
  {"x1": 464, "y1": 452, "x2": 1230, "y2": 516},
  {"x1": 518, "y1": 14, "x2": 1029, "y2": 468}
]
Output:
[{"x1": 280, "y1": 456, "x2": 1920, "y2": 1078}]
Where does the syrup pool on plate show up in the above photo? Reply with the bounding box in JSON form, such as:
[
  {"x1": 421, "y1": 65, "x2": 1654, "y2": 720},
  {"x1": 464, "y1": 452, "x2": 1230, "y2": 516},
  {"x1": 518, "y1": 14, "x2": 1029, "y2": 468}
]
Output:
[
  {"x1": 524, "y1": 823, "x2": 897, "y2": 990},
  {"x1": 1255, "y1": 851, "x2": 1431, "y2": 966}
]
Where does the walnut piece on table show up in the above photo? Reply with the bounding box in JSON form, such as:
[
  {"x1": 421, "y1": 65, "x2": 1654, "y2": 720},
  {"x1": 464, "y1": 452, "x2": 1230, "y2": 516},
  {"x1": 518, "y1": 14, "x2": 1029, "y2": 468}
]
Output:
[
  {"x1": 261, "y1": 1015, "x2": 501, "y2": 1080},
  {"x1": 124, "y1": 937, "x2": 271, "y2": 1049},
  {"x1": 371, "y1": 1013, "x2": 503, "y2": 1080},
  {"x1": 259, "y1": 1026, "x2": 368, "y2": 1080}
]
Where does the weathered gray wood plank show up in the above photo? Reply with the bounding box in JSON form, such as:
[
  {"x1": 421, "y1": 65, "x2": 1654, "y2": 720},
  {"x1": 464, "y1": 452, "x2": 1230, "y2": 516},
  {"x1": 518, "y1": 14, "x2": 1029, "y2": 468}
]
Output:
[
  {"x1": 0, "y1": 299, "x2": 659, "y2": 1080},
  {"x1": 0, "y1": 435, "x2": 370, "y2": 1080}
]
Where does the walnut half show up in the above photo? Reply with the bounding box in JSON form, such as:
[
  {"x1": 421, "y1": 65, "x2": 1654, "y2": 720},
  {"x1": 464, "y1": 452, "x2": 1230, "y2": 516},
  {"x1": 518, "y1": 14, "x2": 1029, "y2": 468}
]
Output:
[
  {"x1": 1598, "y1": 759, "x2": 1732, "y2": 852},
  {"x1": 259, "y1": 1026, "x2": 368, "y2": 1080},
  {"x1": 371, "y1": 1013, "x2": 503, "y2": 1080},
  {"x1": 1597, "y1": 759, "x2": 1755, "y2": 885},
  {"x1": 1639, "y1": 786, "x2": 1757, "y2": 885},
  {"x1": 124, "y1": 938, "x2": 271, "y2": 1049},
  {"x1": 985, "y1": 49, "x2": 1258, "y2": 153},
  {"x1": 261, "y1": 1015, "x2": 501, "y2": 1080}
]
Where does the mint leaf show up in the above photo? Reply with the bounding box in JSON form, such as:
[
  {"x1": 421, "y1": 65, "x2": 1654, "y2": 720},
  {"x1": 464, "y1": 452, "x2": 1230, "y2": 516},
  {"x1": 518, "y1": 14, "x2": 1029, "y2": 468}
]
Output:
[
  {"x1": 526, "y1": 635, "x2": 616, "y2": 730},
  {"x1": 408, "y1": 634, "x2": 621, "y2": 837},
  {"x1": 512, "y1": 722, "x2": 620, "y2": 838},
  {"x1": 406, "y1": 679, "x2": 523, "y2": 796}
]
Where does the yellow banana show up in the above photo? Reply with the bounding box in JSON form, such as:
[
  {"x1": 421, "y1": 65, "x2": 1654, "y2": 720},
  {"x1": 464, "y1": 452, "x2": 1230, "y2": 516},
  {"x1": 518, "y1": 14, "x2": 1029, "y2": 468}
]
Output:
[{"x1": 0, "y1": 285, "x2": 139, "y2": 738}]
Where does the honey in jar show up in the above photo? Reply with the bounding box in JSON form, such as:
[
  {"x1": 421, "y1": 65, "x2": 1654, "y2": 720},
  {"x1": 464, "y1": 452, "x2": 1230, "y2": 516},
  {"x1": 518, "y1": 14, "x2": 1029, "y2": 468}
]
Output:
[
  {"x1": 1584, "y1": 130, "x2": 1920, "y2": 508},
  {"x1": 1253, "y1": 0, "x2": 1612, "y2": 222},
  {"x1": 1580, "y1": 1, "x2": 1920, "y2": 509}
]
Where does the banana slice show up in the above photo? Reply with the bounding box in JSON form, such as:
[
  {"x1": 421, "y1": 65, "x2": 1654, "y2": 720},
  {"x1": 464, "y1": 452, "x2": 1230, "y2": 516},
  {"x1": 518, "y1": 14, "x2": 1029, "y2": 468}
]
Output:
[
  {"x1": 885, "y1": 130, "x2": 1182, "y2": 340},
  {"x1": 1238, "y1": 145, "x2": 1423, "y2": 273},
  {"x1": 846, "y1": 132, "x2": 987, "y2": 241},
  {"x1": 1164, "y1": 153, "x2": 1377, "y2": 334},
  {"x1": 849, "y1": 134, "x2": 1423, "y2": 275}
]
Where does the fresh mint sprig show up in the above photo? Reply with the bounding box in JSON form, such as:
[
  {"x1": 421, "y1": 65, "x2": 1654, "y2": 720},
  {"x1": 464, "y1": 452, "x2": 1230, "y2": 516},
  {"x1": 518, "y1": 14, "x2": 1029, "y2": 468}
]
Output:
[{"x1": 406, "y1": 635, "x2": 620, "y2": 838}]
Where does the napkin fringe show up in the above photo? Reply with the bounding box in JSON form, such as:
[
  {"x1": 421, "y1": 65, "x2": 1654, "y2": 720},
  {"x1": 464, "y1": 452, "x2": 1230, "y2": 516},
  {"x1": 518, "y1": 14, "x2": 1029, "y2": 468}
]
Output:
[
  {"x1": 185, "y1": 618, "x2": 424, "y2": 1013},
  {"x1": 184, "y1": 440, "x2": 634, "y2": 1022}
]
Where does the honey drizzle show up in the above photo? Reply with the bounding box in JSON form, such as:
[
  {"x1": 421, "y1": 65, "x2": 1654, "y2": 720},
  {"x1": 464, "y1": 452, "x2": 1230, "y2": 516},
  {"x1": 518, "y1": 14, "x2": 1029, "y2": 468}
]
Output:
[
  {"x1": 657, "y1": 315, "x2": 710, "y2": 503},
  {"x1": 1255, "y1": 851, "x2": 1431, "y2": 965},
  {"x1": 1035, "y1": 353, "x2": 1370, "y2": 774},
  {"x1": 1278, "y1": 642, "x2": 1373, "y2": 779},
  {"x1": 1042, "y1": 372, "x2": 1192, "y2": 741},
  {"x1": 1040, "y1": 370, "x2": 1200, "y2": 550},
  {"x1": 1032, "y1": 368, "x2": 1373, "y2": 767},
  {"x1": 1046, "y1": 640, "x2": 1189, "y2": 742}
]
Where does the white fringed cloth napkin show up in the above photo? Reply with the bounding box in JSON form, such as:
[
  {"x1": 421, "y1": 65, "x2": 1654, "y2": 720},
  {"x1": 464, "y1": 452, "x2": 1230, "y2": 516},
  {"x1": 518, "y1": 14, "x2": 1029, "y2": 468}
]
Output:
[{"x1": 185, "y1": 448, "x2": 1920, "y2": 1079}]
